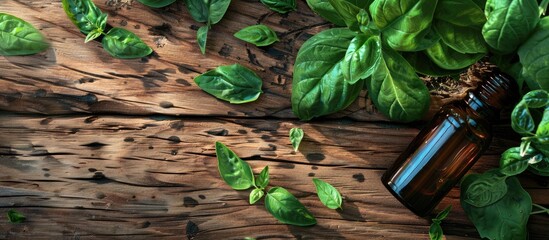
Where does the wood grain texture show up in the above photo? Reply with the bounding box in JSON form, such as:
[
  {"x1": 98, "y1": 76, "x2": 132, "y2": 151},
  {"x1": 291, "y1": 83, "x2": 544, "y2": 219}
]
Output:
[
  {"x1": 0, "y1": 0, "x2": 456, "y2": 120},
  {"x1": 0, "y1": 114, "x2": 547, "y2": 239}
]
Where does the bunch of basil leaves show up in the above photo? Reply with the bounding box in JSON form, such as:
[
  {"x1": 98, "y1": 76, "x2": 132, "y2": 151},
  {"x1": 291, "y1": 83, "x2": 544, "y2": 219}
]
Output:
[
  {"x1": 460, "y1": 90, "x2": 549, "y2": 240},
  {"x1": 294, "y1": 0, "x2": 488, "y2": 122},
  {"x1": 62, "y1": 0, "x2": 152, "y2": 59}
]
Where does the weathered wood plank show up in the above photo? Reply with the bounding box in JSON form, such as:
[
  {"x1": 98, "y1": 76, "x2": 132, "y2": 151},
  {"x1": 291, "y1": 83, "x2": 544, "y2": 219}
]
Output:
[
  {"x1": 0, "y1": 114, "x2": 547, "y2": 239},
  {"x1": 0, "y1": 0, "x2": 457, "y2": 120}
]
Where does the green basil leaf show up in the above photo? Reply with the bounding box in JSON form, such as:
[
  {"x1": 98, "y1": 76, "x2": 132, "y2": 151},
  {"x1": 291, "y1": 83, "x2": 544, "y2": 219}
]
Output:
[
  {"x1": 342, "y1": 33, "x2": 381, "y2": 84},
  {"x1": 84, "y1": 28, "x2": 102, "y2": 43},
  {"x1": 184, "y1": 0, "x2": 209, "y2": 23},
  {"x1": 289, "y1": 128, "x2": 304, "y2": 152},
  {"x1": 483, "y1": 0, "x2": 540, "y2": 54},
  {"x1": 138, "y1": 0, "x2": 176, "y2": 8},
  {"x1": 529, "y1": 155, "x2": 549, "y2": 176},
  {"x1": 62, "y1": 0, "x2": 107, "y2": 34},
  {"x1": 312, "y1": 178, "x2": 343, "y2": 210},
  {"x1": 511, "y1": 90, "x2": 549, "y2": 136},
  {"x1": 102, "y1": 27, "x2": 152, "y2": 59},
  {"x1": 532, "y1": 136, "x2": 549, "y2": 157},
  {"x1": 292, "y1": 28, "x2": 363, "y2": 121},
  {"x1": 215, "y1": 141, "x2": 255, "y2": 190},
  {"x1": 306, "y1": 0, "x2": 372, "y2": 26},
  {"x1": 499, "y1": 147, "x2": 535, "y2": 176},
  {"x1": 7, "y1": 209, "x2": 25, "y2": 223},
  {"x1": 428, "y1": 223, "x2": 443, "y2": 240},
  {"x1": 255, "y1": 166, "x2": 269, "y2": 189},
  {"x1": 435, "y1": 0, "x2": 486, "y2": 27},
  {"x1": 461, "y1": 177, "x2": 531, "y2": 240},
  {"x1": 197, "y1": 25, "x2": 208, "y2": 54},
  {"x1": 461, "y1": 169, "x2": 508, "y2": 208},
  {"x1": 0, "y1": 13, "x2": 49, "y2": 56},
  {"x1": 265, "y1": 187, "x2": 317, "y2": 226},
  {"x1": 401, "y1": 51, "x2": 465, "y2": 77},
  {"x1": 208, "y1": 0, "x2": 232, "y2": 25},
  {"x1": 425, "y1": 40, "x2": 484, "y2": 70},
  {"x1": 433, "y1": 7, "x2": 487, "y2": 54},
  {"x1": 536, "y1": 106, "x2": 549, "y2": 137},
  {"x1": 234, "y1": 24, "x2": 279, "y2": 47},
  {"x1": 369, "y1": 0, "x2": 437, "y2": 51},
  {"x1": 260, "y1": 0, "x2": 297, "y2": 14},
  {"x1": 367, "y1": 46, "x2": 430, "y2": 122},
  {"x1": 249, "y1": 188, "x2": 265, "y2": 204},
  {"x1": 194, "y1": 64, "x2": 263, "y2": 104},
  {"x1": 328, "y1": 0, "x2": 361, "y2": 30},
  {"x1": 434, "y1": 205, "x2": 452, "y2": 221},
  {"x1": 517, "y1": 17, "x2": 549, "y2": 91}
]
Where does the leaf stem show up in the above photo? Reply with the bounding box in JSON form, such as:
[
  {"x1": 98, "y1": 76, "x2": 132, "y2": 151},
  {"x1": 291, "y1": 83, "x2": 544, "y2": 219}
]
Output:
[{"x1": 531, "y1": 203, "x2": 549, "y2": 215}]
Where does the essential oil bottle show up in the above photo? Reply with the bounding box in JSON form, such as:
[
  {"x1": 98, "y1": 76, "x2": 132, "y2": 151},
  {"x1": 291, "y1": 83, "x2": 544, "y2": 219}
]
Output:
[{"x1": 381, "y1": 70, "x2": 517, "y2": 217}]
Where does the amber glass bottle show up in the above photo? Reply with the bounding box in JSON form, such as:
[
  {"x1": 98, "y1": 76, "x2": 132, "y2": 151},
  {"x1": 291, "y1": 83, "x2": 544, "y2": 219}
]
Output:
[{"x1": 381, "y1": 70, "x2": 517, "y2": 217}]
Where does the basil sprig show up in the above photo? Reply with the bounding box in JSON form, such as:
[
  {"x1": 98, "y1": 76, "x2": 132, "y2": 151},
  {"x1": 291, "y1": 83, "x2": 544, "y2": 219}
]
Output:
[
  {"x1": 62, "y1": 0, "x2": 152, "y2": 59},
  {"x1": 184, "y1": 0, "x2": 231, "y2": 54},
  {"x1": 0, "y1": 13, "x2": 49, "y2": 56},
  {"x1": 429, "y1": 205, "x2": 451, "y2": 240}
]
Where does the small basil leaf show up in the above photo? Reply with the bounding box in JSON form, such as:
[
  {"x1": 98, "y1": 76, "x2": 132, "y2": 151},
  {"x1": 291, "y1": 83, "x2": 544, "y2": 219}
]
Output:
[
  {"x1": 461, "y1": 169, "x2": 508, "y2": 208},
  {"x1": 0, "y1": 13, "x2": 49, "y2": 56},
  {"x1": 7, "y1": 209, "x2": 25, "y2": 223},
  {"x1": 102, "y1": 27, "x2": 152, "y2": 59},
  {"x1": 428, "y1": 223, "x2": 443, "y2": 240},
  {"x1": 184, "y1": 0, "x2": 209, "y2": 23},
  {"x1": 84, "y1": 28, "x2": 102, "y2": 43},
  {"x1": 234, "y1": 24, "x2": 279, "y2": 47},
  {"x1": 289, "y1": 128, "x2": 304, "y2": 152},
  {"x1": 291, "y1": 28, "x2": 363, "y2": 121},
  {"x1": 197, "y1": 25, "x2": 208, "y2": 54},
  {"x1": 426, "y1": 40, "x2": 484, "y2": 70},
  {"x1": 194, "y1": 64, "x2": 263, "y2": 104},
  {"x1": 342, "y1": 33, "x2": 381, "y2": 84},
  {"x1": 215, "y1": 142, "x2": 255, "y2": 190},
  {"x1": 434, "y1": 205, "x2": 452, "y2": 221},
  {"x1": 328, "y1": 0, "x2": 361, "y2": 30},
  {"x1": 367, "y1": 45, "x2": 430, "y2": 122},
  {"x1": 249, "y1": 188, "x2": 265, "y2": 204},
  {"x1": 312, "y1": 178, "x2": 342, "y2": 210},
  {"x1": 461, "y1": 177, "x2": 531, "y2": 240},
  {"x1": 260, "y1": 0, "x2": 297, "y2": 14},
  {"x1": 208, "y1": 0, "x2": 232, "y2": 25},
  {"x1": 499, "y1": 147, "x2": 534, "y2": 176},
  {"x1": 255, "y1": 166, "x2": 269, "y2": 189},
  {"x1": 62, "y1": 0, "x2": 107, "y2": 34},
  {"x1": 265, "y1": 187, "x2": 317, "y2": 226},
  {"x1": 137, "y1": 0, "x2": 177, "y2": 8}
]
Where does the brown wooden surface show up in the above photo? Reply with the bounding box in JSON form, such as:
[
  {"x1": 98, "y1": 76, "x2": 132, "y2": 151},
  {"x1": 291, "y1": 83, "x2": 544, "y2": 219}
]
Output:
[{"x1": 0, "y1": 0, "x2": 548, "y2": 239}]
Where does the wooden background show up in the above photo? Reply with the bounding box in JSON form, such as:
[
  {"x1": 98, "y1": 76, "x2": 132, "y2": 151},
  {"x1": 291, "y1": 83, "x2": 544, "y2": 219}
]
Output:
[{"x1": 0, "y1": 0, "x2": 548, "y2": 239}]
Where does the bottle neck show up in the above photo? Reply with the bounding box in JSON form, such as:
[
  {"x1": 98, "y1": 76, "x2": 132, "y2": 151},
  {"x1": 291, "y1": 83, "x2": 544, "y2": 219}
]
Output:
[{"x1": 463, "y1": 91, "x2": 499, "y2": 120}]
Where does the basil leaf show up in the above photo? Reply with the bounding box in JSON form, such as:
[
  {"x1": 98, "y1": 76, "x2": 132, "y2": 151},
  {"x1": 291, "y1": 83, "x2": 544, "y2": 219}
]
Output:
[
  {"x1": 532, "y1": 136, "x2": 549, "y2": 157},
  {"x1": 401, "y1": 51, "x2": 465, "y2": 77},
  {"x1": 194, "y1": 64, "x2": 263, "y2": 104},
  {"x1": 312, "y1": 178, "x2": 342, "y2": 210},
  {"x1": 536, "y1": 106, "x2": 549, "y2": 137},
  {"x1": 425, "y1": 40, "x2": 484, "y2": 70},
  {"x1": 289, "y1": 128, "x2": 304, "y2": 152},
  {"x1": 255, "y1": 166, "x2": 269, "y2": 189},
  {"x1": 434, "y1": 205, "x2": 452, "y2": 221},
  {"x1": 499, "y1": 147, "x2": 534, "y2": 176},
  {"x1": 291, "y1": 28, "x2": 363, "y2": 120},
  {"x1": 62, "y1": 0, "x2": 107, "y2": 34},
  {"x1": 428, "y1": 223, "x2": 443, "y2": 240},
  {"x1": 260, "y1": 0, "x2": 297, "y2": 14},
  {"x1": 249, "y1": 188, "x2": 265, "y2": 204},
  {"x1": 367, "y1": 46, "x2": 430, "y2": 122},
  {"x1": 483, "y1": 0, "x2": 540, "y2": 54},
  {"x1": 511, "y1": 90, "x2": 549, "y2": 136},
  {"x1": 306, "y1": 0, "x2": 372, "y2": 26},
  {"x1": 215, "y1": 142, "x2": 255, "y2": 190},
  {"x1": 209, "y1": 0, "x2": 232, "y2": 25},
  {"x1": 328, "y1": 0, "x2": 361, "y2": 30},
  {"x1": 184, "y1": 0, "x2": 209, "y2": 23},
  {"x1": 461, "y1": 177, "x2": 532, "y2": 240},
  {"x1": 342, "y1": 33, "x2": 381, "y2": 84},
  {"x1": 138, "y1": 0, "x2": 177, "y2": 8},
  {"x1": 84, "y1": 28, "x2": 102, "y2": 43},
  {"x1": 370, "y1": 0, "x2": 438, "y2": 51},
  {"x1": 0, "y1": 13, "x2": 49, "y2": 56},
  {"x1": 264, "y1": 187, "x2": 317, "y2": 226},
  {"x1": 461, "y1": 169, "x2": 508, "y2": 208},
  {"x1": 7, "y1": 209, "x2": 25, "y2": 223},
  {"x1": 529, "y1": 156, "x2": 549, "y2": 176},
  {"x1": 102, "y1": 27, "x2": 152, "y2": 59},
  {"x1": 234, "y1": 24, "x2": 279, "y2": 47},
  {"x1": 517, "y1": 17, "x2": 549, "y2": 91},
  {"x1": 197, "y1": 25, "x2": 208, "y2": 54}
]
